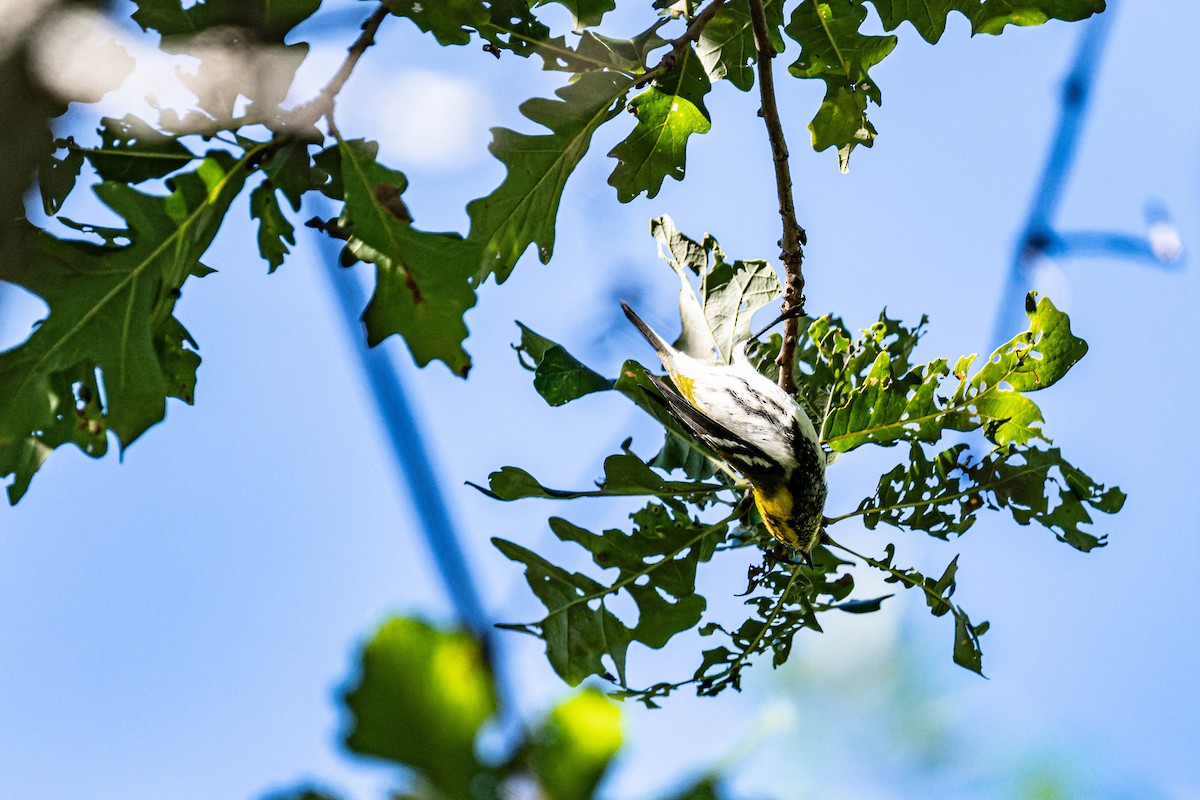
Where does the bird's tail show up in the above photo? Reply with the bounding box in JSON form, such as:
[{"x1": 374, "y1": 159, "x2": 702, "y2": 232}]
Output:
[{"x1": 621, "y1": 301, "x2": 675, "y2": 362}]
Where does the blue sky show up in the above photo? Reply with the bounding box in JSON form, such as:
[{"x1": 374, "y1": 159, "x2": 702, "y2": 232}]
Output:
[{"x1": 1, "y1": 1, "x2": 1198, "y2": 798}]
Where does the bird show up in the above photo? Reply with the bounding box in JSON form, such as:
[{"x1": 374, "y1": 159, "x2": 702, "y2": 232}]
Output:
[{"x1": 621, "y1": 301, "x2": 828, "y2": 554}]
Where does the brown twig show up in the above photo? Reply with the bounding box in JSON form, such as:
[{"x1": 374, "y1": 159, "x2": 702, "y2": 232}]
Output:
[
  {"x1": 747, "y1": 0, "x2": 807, "y2": 394},
  {"x1": 647, "y1": 0, "x2": 729, "y2": 80},
  {"x1": 288, "y1": 1, "x2": 393, "y2": 134}
]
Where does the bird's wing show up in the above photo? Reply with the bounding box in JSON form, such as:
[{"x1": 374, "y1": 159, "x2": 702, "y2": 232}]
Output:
[{"x1": 642, "y1": 373, "x2": 777, "y2": 475}]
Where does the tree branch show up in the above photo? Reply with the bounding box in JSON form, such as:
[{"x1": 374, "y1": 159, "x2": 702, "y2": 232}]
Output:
[
  {"x1": 747, "y1": 0, "x2": 806, "y2": 393},
  {"x1": 648, "y1": 0, "x2": 728, "y2": 79},
  {"x1": 288, "y1": 1, "x2": 393, "y2": 134}
]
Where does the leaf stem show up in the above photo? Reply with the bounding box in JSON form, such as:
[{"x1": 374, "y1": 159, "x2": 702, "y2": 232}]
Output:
[{"x1": 747, "y1": 0, "x2": 807, "y2": 393}]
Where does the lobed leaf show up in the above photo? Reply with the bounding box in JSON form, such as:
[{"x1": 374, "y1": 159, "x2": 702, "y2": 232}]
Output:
[
  {"x1": 0, "y1": 148, "x2": 259, "y2": 503},
  {"x1": 607, "y1": 45, "x2": 711, "y2": 202},
  {"x1": 785, "y1": 0, "x2": 897, "y2": 172},
  {"x1": 866, "y1": 0, "x2": 1105, "y2": 43},
  {"x1": 331, "y1": 138, "x2": 480, "y2": 376},
  {"x1": 467, "y1": 70, "x2": 635, "y2": 283},
  {"x1": 495, "y1": 501, "x2": 726, "y2": 687},
  {"x1": 696, "y1": 0, "x2": 786, "y2": 91},
  {"x1": 249, "y1": 181, "x2": 295, "y2": 272},
  {"x1": 386, "y1": 0, "x2": 489, "y2": 46}
]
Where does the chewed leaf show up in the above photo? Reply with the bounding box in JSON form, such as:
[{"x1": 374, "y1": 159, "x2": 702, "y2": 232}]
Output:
[
  {"x1": 471, "y1": 453, "x2": 730, "y2": 501},
  {"x1": 515, "y1": 322, "x2": 613, "y2": 406}
]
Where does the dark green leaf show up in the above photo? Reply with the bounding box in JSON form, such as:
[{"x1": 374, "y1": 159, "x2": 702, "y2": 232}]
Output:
[
  {"x1": 342, "y1": 617, "x2": 496, "y2": 799},
  {"x1": 527, "y1": 688, "x2": 622, "y2": 800},
  {"x1": 866, "y1": 0, "x2": 1105, "y2": 43},
  {"x1": 0, "y1": 149, "x2": 255, "y2": 503},
  {"x1": 574, "y1": 21, "x2": 669, "y2": 72},
  {"x1": 494, "y1": 501, "x2": 725, "y2": 686},
  {"x1": 84, "y1": 115, "x2": 197, "y2": 184},
  {"x1": 334, "y1": 138, "x2": 479, "y2": 376},
  {"x1": 467, "y1": 70, "x2": 634, "y2": 283},
  {"x1": 260, "y1": 787, "x2": 344, "y2": 800},
  {"x1": 849, "y1": 443, "x2": 1123, "y2": 551},
  {"x1": 131, "y1": 0, "x2": 321, "y2": 41},
  {"x1": 263, "y1": 140, "x2": 327, "y2": 211},
  {"x1": 38, "y1": 141, "x2": 84, "y2": 215},
  {"x1": 696, "y1": 0, "x2": 785, "y2": 90},
  {"x1": 473, "y1": 453, "x2": 729, "y2": 500},
  {"x1": 834, "y1": 594, "x2": 893, "y2": 613},
  {"x1": 608, "y1": 45, "x2": 711, "y2": 202},
  {"x1": 536, "y1": 0, "x2": 616, "y2": 28},
  {"x1": 785, "y1": 0, "x2": 897, "y2": 172},
  {"x1": 250, "y1": 181, "x2": 295, "y2": 272},
  {"x1": 515, "y1": 323, "x2": 613, "y2": 406},
  {"x1": 387, "y1": 0, "x2": 488, "y2": 46}
]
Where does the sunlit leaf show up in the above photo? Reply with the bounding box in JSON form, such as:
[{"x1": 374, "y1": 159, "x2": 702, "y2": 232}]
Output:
[
  {"x1": 866, "y1": 0, "x2": 1105, "y2": 43},
  {"x1": 343, "y1": 617, "x2": 497, "y2": 799},
  {"x1": 527, "y1": 688, "x2": 622, "y2": 800},
  {"x1": 696, "y1": 0, "x2": 785, "y2": 90},
  {"x1": 608, "y1": 45, "x2": 711, "y2": 202},
  {"x1": 785, "y1": 0, "x2": 897, "y2": 172}
]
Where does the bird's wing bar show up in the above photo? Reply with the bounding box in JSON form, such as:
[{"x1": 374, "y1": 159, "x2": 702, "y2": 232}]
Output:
[{"x1": 642, "y1": 374, "x2": 776, "y2": 475}]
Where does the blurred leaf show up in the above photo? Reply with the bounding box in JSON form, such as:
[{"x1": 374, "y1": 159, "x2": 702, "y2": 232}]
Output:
[
  {"x1": 467, "y1": 70, "x2": 634, "y2": 283},
  {"x1": 515, "y1": 323, "x2": 613, "y2": 406},
  {"x1": 343, "y1": 618, "x2": 496, "y2": 800},
  {"x1": 494, "y1": 501, "x2": 725, "y2": 686},
  {"x1": 84, "y1": 115, "x2": 197, "y2": 183},
  {"x1": 131, "y1": 0, "x2": 321, "y2": 41},
  {"x1": 575, "y1": 21, "x2": 669, "y2": 72},
  {"x1": 866, "y1": 0, "x2": 1105, "y2": 43},
  {"x1": 332, "y1": 138, "x2": 479, "y2": 376},
  {"x1": 259, "y1": 788, "x2": 344, "y2": 800},
  {"x1": 0, "y1": 148, "x2": 257, "y2": 504},
  {"x1": 785, "y1": 0, "x2": 897, "y2": 172},
  {"x1": 387, "y1": 0, "x2": 488, "y2": 46},
  {"x1": 473, "y1": 452, "x2": 729, "y2": 500},
  {"x1": 696, "y1": 0, "x2": 785, "y2": 90},
  {"x1": 528, "y1": 688, "x2": 622, "y2": 800},
  {"x1": 250, "y1": 181, "x2": 295, "y2": 272},
  {"x1": 608, "y1": 45, "x2": 711, "y2": 202}
]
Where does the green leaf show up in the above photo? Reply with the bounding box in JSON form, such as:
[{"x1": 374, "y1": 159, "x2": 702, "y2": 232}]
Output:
[
  {"x1": 84, "y1": 116, "x2": 197, "y2": 184},
  {"x1": 263, "y1": 140, "x2": 327, "y2": 211},
  {"x1": 473, "y1": 452, "x2": 730, "y2": 500},
  {"x1": 333, "y1": 138, "x2": 479, "y2": 376},
  {"x1": 822, "y1": 294, "x2": 1088, "y2": 452},
  {"x1": 648, "y1": 216, "x2": 783, "y2": 364},
  {"x1": 574, "y1": 21, "x2": 670, "y2": 72},
  {"x1": 607, "y1": 45, "x2": 711, "y2": 202},
  {"x1": 865, "y1": 0, "x2": 1105, "y2": 43},
  {"x1": 342, "y1": 617, "x2": 496, "y2": 800},
  {"x1": 852, "y1": 542, "x2": 988, "y2": 675},
  {"x1": 467, "y1": 70, "x2": 634, "y2": 283},
  {"x1": 515, "y1": 323, "x2": 613, "y2": 406},
  {"x1": 260, "y1": 787, "x2": 344, "y2": 800},
  {"x1": 536, "y1": 0, "x2": 616, "y2": 28},
  {"x1": 0, "y1": 148, "x2": 257, "y2": 503},
  {"x1": 249, "y1": 181, "x2": 295, "y2": 272},
  {"x1": 847, "y1": 443, "x2": 1123, "y2": 551},
  {"x1": 131, "y1": 0, "x2": 321, "y2": 41},
  {"x1": 696, "y1": 0, "x2": 785, "y2": 90},
  {"x1": 785, "y1": 0, "x2": 897, "y2": 172},
  {"x1": 386, "y1": 0, "x2": 488, "y2": 46},
  {"x1": 494, "y1": 501, "x2": 725, "y2": 686},
  {"x1": 38, "y1": 140, "x2": 85, "y2": 215},
  {"x1": 527, "y1": 688, "x2": 622, "y2": 800}
]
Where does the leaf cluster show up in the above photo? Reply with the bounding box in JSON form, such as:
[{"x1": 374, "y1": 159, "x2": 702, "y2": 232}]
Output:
[
  {"x1": 261, "y1": 616, "x2": 738, "y2": 800},
  {"x1": 1, "y1": 0, "x2": 1104, "y2": 502},
  {"x1": 483, "y1": 219, "x2": 1122, "y2": 698}
]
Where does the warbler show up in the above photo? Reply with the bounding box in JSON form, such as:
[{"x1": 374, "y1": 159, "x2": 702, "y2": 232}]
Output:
[{"x1": 622, "y1": 301, "x2": 827, "y2": 553}]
